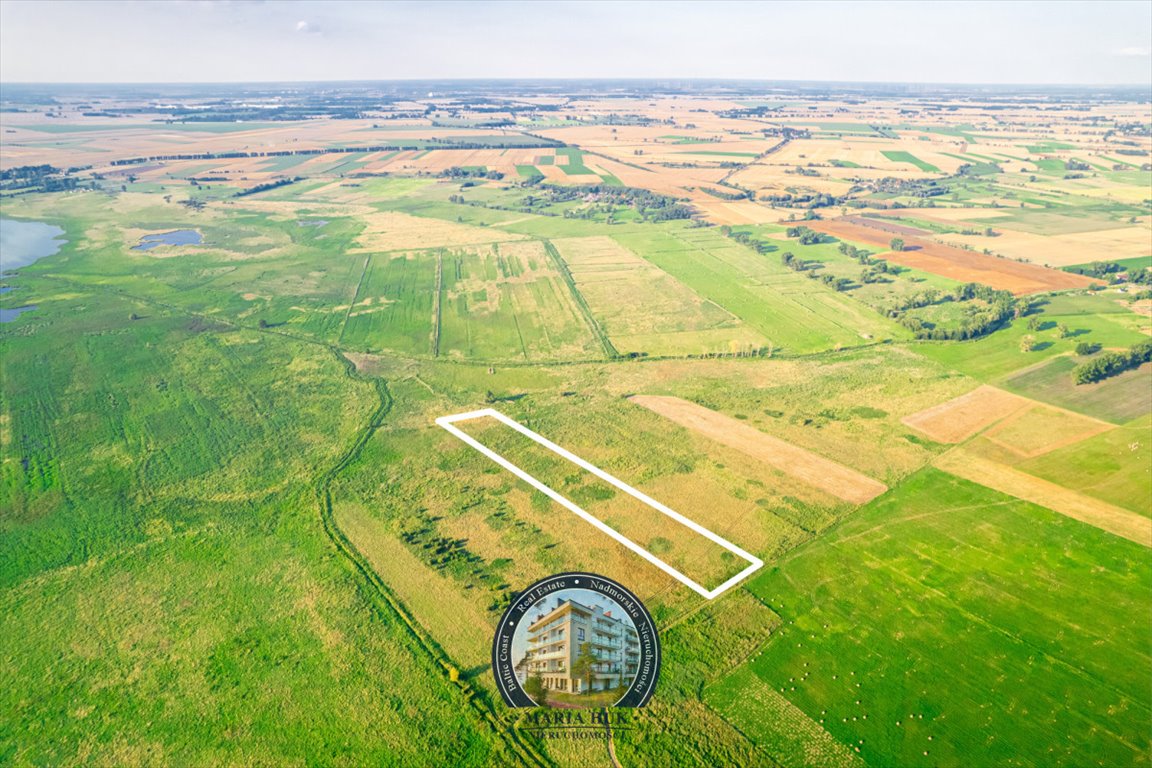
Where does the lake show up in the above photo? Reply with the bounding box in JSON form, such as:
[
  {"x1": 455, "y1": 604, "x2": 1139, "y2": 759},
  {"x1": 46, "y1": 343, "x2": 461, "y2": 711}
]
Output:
[
  {"x1": 0, "y1": 217, "x2": 66, "y2": 271},
  {"x1": 133, "y1": 229, "x2": 203, "y2": 251},
  {"x1": 0, "y1": 217, "x2": 68, "y2": 324}
]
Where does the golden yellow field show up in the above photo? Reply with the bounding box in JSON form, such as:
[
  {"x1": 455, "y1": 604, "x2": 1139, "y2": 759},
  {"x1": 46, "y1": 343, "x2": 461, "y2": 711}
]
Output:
[
  {"x1": 353, "y1": 211, "x2": 527, "y2": 252},
  {"x1": 901, "y1": 385, "x2": 1031, "y2": 443},
  {"x1": 629, "y1": 395, "x2": 888, "y2": 504}
]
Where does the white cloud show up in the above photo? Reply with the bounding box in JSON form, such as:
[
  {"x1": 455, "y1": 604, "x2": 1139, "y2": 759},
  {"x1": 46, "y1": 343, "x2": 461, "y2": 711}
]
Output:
[
  {"x1": 1115, "y1": 46, "x2": 1151, "y2": 57},
  {"x1": 295, "y1": 19, "x2": 319, "y2": 34}
]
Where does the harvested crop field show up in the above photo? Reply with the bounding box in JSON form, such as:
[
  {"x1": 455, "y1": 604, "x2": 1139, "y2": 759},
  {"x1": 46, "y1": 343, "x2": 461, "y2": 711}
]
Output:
[
  {"x1": 352, "y1": 211, "x2": 526, "y2": 252},
  {"x1": 551, "y1": 235, "x2": 768, "y2": 356},
  {"x1": 809, "y1": 219, "x2": 1099, "y2": 294},
  {"x1": 840, "y1": 215, "x2": 930, "y2": 237},
  {"x1": 935, "y1": 450, "x2": 1152, "y2": 546},
  {"x1": 982, "y1": 405, "x2": 1114, "y2": 458},
  {"x1": 628, "y1": 395, "x2": 887, "y2": 504},
  {"x1": 901, "y1": 385, "x2": 1030, "y2": 443}
]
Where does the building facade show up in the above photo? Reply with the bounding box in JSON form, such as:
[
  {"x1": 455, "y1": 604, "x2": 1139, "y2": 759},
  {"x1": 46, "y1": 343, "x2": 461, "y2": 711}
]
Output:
[{"x1": 522, "y1": 597, "x2": 640, "y2": 694}]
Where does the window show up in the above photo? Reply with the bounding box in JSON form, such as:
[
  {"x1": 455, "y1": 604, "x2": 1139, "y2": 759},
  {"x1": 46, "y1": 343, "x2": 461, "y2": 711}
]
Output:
[{"x1": 578, "y1": 628, "x2": 585, "y2": 641}]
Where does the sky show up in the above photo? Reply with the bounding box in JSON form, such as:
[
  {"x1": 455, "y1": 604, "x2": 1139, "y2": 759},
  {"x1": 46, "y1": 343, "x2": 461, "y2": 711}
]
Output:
[{"x1": 1, "y1": 0, "x2": 1150, "y2": 85}]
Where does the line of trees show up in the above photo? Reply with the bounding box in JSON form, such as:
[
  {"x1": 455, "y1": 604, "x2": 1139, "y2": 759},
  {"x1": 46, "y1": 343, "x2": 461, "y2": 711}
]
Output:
[
  {"x1": 721, "y1": 227, "x2": 775, "y2": 254},
  {"x1": 234, "y1": 177, "x2": 300, "y2": 197},
  {"x1": 837, "y1": 241, "x2": 893, "y2": 283},
  {"x1": 439, "y1": 166, "x2": 504, "y2": 180},
  {"x1": 0, "y1": 164, "x2": 84, "y2": 193},
  {"x1": 1072, "y1": 340, "x2": 1152, "y2": 384},
  {"x1": 110, "y1": 139, "x2": 562, "y2": 166},
  {"x1": 1065, "y1": 261, "x2": 1152, "y2": 285}
]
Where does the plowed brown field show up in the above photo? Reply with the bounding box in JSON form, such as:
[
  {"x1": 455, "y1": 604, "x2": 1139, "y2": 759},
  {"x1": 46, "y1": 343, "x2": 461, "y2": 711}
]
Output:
[{"x1": 810, "y1": 219, "x2": 1100, "y2": 294}]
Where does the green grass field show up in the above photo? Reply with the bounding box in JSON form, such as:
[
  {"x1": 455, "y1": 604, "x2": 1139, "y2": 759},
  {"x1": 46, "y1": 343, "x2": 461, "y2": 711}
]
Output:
[
  {"x1": 914, "y1": 292, "x2": 1151, "y2": 383},
  {"x1": 612, "y1": 228, "x2": 906, "y2": 354},
  {"x1": 740, "y1": 468, "x2": 1152, "y2": 767},
  {"x1": 557, "y1": 146, "x2": 594, "y2": 175},
  {"x1": 881, "y1": 151, "x2": 941, "y2": 173},
  {"x1": 1017, "y1": 415, "x2": 1152, "y2": 514},
  {"x1": 0, "y1": 282, "x2": 511, "y2": 765}
]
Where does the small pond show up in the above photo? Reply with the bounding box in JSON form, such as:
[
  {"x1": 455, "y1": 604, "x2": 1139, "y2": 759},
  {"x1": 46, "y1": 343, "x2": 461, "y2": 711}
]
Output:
[
  {"x1": 0, "y1": 305, "x2": 37, "y2": 323},
  {"x1": 133, "y1": 229, "x2": 203, "y2": 251}
]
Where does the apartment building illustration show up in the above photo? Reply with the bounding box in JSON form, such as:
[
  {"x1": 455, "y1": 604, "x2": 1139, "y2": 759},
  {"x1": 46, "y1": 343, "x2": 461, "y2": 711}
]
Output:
[{"x1": 521, "y1": 596, "x2": 640, "y2": 693}]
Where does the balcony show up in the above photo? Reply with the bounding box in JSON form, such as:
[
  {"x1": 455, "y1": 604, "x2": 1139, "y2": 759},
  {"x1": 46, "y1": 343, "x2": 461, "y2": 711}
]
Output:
[
  {"x1": 530, "y1": 636, "x2": 565, "y2": 650},
  {"x1": 533, "y1": 650, "x2": 568, "y2": 662}
]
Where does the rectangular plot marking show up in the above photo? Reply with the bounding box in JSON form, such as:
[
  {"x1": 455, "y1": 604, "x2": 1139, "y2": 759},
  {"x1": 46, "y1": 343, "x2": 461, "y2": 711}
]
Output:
[{"x1": 435, "y1": 408, "x2": 763, "y2": 599}]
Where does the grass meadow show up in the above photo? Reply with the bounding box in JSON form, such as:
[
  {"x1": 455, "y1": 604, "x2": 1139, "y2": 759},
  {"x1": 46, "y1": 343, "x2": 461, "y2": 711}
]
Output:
[
  {"x1": 0, "y1": 276, "x2": 508, "y2": 765},
  {"x1": 737, "y1": 468, "x2": 1152, "y2": 767}
]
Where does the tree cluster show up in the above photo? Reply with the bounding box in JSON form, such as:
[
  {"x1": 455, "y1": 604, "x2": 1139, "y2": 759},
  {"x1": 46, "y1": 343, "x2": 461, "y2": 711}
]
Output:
[
  {"x1": 784, "y1": 225, "x2": 824, "y2": 245},
  {"x1": 538, "y1": 183, "x2": 694, "y2": 221}
]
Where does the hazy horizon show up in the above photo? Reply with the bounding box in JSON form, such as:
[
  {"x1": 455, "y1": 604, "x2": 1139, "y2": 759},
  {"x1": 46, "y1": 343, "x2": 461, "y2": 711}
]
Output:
[{"x1": 1, "y1": 0, "x2": 1150, "y2": 87}]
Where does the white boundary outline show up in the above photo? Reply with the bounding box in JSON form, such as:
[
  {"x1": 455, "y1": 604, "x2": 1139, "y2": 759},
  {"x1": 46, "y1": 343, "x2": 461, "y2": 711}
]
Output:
[{"x1": 435, "y1": 408, "x2": 763, "y2": 599}]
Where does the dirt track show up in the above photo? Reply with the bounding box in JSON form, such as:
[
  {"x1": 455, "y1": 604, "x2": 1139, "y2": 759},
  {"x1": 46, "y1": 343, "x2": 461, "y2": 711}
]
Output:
[
  {"x1": 629, "y1": 395, "x2": 887, "y2": 505},
  {"x1": 809, "y1": 218, "x2": 1100, "y2": 295}
]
